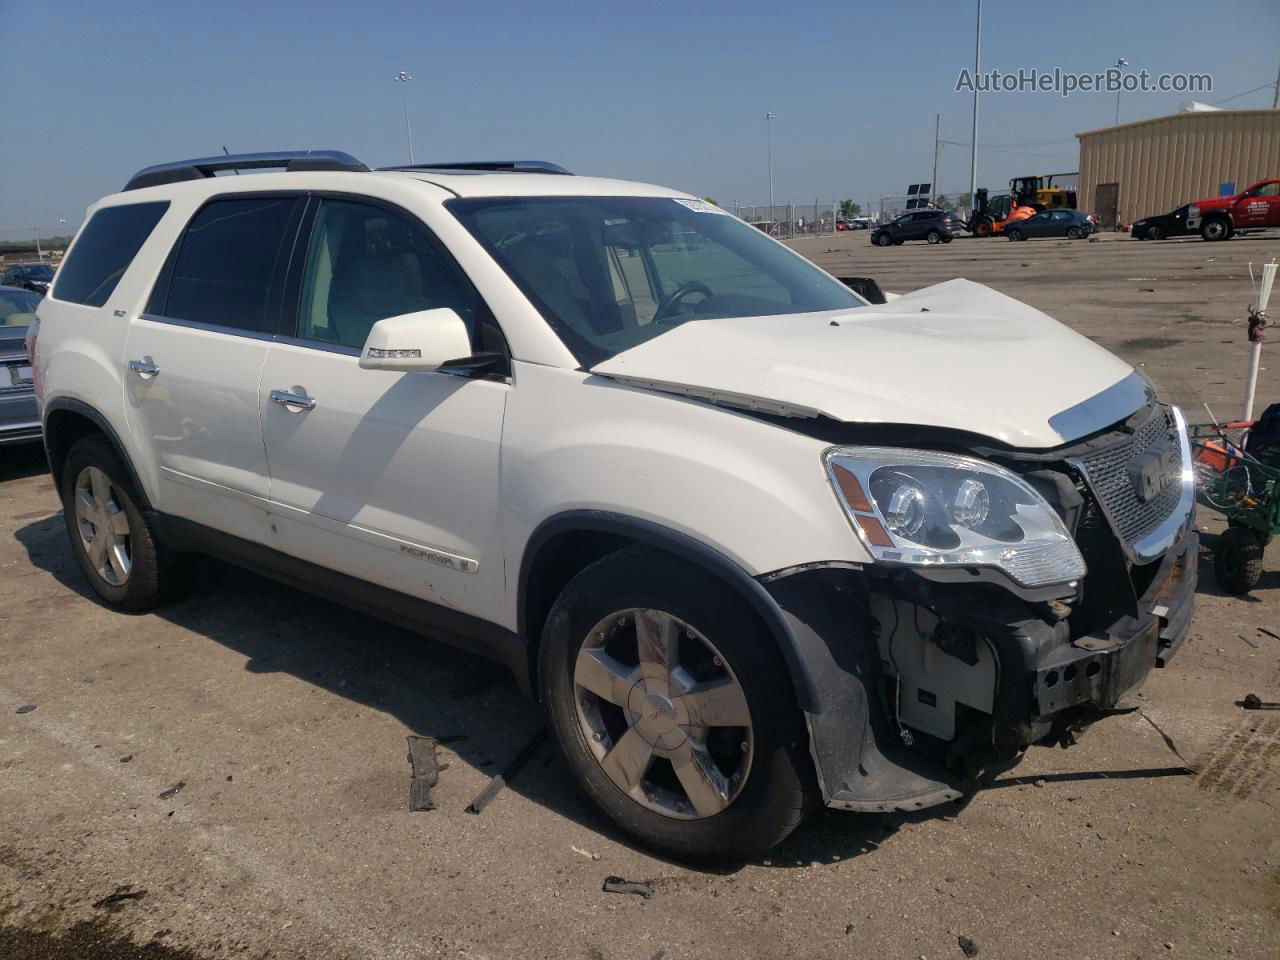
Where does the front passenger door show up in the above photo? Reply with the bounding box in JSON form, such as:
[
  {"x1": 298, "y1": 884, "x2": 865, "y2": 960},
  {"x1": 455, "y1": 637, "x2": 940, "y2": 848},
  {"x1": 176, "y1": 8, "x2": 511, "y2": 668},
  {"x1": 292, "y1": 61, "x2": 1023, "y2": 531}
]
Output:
[{"x1": 259, "y1": 197, "x2": 510, "y2": 622}]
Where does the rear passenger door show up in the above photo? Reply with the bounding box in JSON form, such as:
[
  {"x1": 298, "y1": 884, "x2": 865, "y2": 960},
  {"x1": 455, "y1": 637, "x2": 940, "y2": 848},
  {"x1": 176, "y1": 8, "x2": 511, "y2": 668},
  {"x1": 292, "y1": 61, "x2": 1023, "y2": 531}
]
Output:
[
  {"x1": 123, "y1": 195, "x2": 303, "y2": 543},
  {"x1": 258, "y1": 196, "x2": 509, "y2": 621}
]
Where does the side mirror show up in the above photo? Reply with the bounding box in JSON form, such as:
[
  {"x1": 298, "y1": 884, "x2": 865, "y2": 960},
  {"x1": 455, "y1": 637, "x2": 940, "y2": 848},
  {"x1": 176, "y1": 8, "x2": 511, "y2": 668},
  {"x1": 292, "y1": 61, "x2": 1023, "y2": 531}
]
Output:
[{"x1": 358, "y1": 308, "x2": 472, "y2": 373}]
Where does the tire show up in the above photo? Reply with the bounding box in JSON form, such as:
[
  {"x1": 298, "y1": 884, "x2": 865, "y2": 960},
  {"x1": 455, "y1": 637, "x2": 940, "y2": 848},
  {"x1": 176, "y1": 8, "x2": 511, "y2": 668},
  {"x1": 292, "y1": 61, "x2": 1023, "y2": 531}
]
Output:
[
  {"x1": 1214, "y1": 526, "x2": 1264, "y2": 595},
  {"x1": 539, "y1": 545, "x2": 816, "y2": 861},
  {"x1": 60, "y1": 435, "x2": 188, "y2": 611},
  {"x1": 1066, "y1": 227, "x2": 1083, "y2": 239},
  {"x1": 972, "y1": 219, "x2": 992, "y2": 237},
  {"x1": 875, "y1": 232, "x2": 892, "y2": 247},
  {"x1": 1005, "y1": 228, "x2": 1024, "y2": 242},
  {"x1": 926, "y1": 230, "x2": 942, "y2": 244},
  {"x1": 1200, "y1": 218, "x2": 1232, "y2": 242},
  {"x1": 1145, "y1": 225, "x2": 1164, "y2": 241}
]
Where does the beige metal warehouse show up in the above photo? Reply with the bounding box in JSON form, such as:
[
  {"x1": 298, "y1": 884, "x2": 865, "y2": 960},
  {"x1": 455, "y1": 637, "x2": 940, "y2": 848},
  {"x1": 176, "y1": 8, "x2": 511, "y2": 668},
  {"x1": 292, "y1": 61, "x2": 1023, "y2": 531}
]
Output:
[{"x1": 1077, "y1": 108, "x2": 1280, "y2": 228}]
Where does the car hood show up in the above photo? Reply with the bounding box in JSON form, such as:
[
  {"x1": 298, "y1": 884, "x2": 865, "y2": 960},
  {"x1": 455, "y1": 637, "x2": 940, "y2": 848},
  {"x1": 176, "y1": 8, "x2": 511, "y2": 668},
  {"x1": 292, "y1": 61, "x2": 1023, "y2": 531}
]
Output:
[{"x1": 590, "y1": 278, "x2": 1137, "y2": 448}]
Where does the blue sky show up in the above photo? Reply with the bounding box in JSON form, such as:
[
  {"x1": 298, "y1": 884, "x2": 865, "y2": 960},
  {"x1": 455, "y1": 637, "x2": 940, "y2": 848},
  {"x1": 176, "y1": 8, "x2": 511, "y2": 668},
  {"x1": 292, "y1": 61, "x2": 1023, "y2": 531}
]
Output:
[{"x1": 2, "y1": 0, "x2": 1277, "y2": 229}]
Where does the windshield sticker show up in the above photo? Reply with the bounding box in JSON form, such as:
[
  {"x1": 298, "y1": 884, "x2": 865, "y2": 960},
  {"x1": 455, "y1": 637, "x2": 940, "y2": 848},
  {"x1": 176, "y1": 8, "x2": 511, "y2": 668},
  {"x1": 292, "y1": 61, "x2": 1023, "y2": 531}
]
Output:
[{"x1": 673, "y1": 198, "x2": 729, "y2": 215}]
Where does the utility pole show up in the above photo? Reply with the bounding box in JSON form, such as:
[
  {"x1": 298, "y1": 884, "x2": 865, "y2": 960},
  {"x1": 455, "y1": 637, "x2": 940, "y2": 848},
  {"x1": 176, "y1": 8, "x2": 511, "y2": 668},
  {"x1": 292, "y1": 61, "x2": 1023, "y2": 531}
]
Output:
[
  {"x1": 394, "y1": 71, "x2": 415, "y2": 163},
  {"x1": 1114, "y1": 57, "x2": 1128, "y2": 125},
  {"x1": 968, "y1": 0, "x2": 981, "y2": 208},
  {"x1": 931, "y1": 113, "x2": 940, "y2": 205},
  {"x1": 33, "y1": 227, "x2": 42, "y2": 261},
  {"x1": 764, "y1": 112, "x2": 776, "y2": 234}
]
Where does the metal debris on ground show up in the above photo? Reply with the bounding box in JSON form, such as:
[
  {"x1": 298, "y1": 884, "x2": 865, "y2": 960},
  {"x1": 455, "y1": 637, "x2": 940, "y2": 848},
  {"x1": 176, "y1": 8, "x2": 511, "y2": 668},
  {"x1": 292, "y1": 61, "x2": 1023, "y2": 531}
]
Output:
[
  {"x1": 92, "y1": 885, "x2": 147, "y2": 910},
  {"x1": 119, "y1": 755, "x2": 132, "y2": 763},
  {"x1": 602, "y1": 876, "x2": 655, "y2": 899},
  {"x1": 157, "y1": 781, "x2": 185, "y2": 801},
  {"x1": 958, "y1": 934, "x2": 979, "y2": 957},
  {"x1": 464, "y1": 728, "x2": 547, "y2": 815},
  {"x1": 571, "y1": 845, "x2": 600, "y2": 861},
  {"x1": 1259, "y1": 627, "x2": 1279, "y2": 640},
  {"x1": 15, "y1": 704, "x2": 36, "y2": 714},
  {"x1": 1241, "y1": 693, "x2": 1280, "y2": 710},
  {"x1": 1239, "y1": 633, "x2": 1259, "y2": 649},
  {"x1": 406, "y1": 736, "x2": 443, "y2": 811}
]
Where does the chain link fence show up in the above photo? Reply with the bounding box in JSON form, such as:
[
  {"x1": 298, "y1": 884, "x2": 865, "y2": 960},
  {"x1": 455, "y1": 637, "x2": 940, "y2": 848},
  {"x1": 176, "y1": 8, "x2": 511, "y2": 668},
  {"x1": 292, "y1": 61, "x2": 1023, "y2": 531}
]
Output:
[{"x1": 729, "y1": 202, "x2": 846, "y2": 239}]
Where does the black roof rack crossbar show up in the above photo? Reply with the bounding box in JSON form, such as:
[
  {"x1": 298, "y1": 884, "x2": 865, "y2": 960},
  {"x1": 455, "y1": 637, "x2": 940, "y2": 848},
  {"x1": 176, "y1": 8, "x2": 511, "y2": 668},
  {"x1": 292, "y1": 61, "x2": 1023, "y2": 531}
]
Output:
[
  {"x1": 382, "y1": 160, "x2": 573, "y2": 175},
  {"x1": 124, "y1": 150, "x2": 370, "y2": 191}
]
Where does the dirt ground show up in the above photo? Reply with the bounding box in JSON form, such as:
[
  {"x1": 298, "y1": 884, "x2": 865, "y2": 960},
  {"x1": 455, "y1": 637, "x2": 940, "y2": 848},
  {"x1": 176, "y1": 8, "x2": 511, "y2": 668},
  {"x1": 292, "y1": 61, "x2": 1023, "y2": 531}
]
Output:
[{"x1": 2, "y1": 229, "x2": 1279, "y2": 960}]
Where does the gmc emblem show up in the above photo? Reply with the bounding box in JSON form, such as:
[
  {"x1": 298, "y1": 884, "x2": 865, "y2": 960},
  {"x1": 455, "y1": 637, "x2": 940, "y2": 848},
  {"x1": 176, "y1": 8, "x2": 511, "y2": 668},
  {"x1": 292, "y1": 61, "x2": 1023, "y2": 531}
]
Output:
[{"x1": 1127, "y1": 442, "x2": 1179, "y2": 502}]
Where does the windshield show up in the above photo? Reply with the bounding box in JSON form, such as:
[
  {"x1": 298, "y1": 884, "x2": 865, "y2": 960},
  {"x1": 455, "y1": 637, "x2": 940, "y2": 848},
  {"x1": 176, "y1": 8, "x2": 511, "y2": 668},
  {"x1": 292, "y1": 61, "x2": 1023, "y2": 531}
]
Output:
[
  {"x1": 0, "y1": 287, "x2": 40, "y2": 331},
  {"x1": 448, "y1": 196, "x2": 864, "y2": 365}
]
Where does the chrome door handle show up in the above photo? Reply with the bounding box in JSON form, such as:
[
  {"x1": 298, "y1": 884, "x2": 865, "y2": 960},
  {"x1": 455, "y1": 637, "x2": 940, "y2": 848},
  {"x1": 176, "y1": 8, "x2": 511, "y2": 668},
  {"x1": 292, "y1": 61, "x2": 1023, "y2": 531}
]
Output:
[
  {"x1": 269, "y1": 389, "x2": 316, "y2": 411},
  {"x1": 128, "y1": 359, "x2": 159, "y2": 379}
]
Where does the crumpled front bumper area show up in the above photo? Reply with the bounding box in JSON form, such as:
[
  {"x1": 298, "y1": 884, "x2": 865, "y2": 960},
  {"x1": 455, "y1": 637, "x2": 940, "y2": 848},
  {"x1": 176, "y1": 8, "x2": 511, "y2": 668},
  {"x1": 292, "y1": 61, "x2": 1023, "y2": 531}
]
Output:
[{"x1": 761, "y1": 526, "x2": 1198, "y2": 814}]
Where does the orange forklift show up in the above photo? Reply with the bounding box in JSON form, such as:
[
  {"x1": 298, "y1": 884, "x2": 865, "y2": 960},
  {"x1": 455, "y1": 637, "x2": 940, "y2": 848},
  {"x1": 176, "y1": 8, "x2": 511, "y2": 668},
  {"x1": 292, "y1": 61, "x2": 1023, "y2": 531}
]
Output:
[{"x1": 969, "y1": 173, "x2": 1078, "y2": 237}]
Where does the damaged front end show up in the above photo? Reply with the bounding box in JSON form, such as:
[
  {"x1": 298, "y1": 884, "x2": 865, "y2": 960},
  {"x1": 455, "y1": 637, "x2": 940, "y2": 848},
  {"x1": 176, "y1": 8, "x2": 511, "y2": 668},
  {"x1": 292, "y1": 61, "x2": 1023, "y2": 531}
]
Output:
[{"x1": 760, "y1": 396, "x2": 1198, "y2": 813}]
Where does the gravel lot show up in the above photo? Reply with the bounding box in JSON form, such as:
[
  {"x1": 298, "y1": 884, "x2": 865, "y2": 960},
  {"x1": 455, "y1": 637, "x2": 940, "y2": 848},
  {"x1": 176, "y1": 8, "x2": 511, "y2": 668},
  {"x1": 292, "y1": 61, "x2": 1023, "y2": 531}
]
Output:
[{"x1": 2, "y1": 229, "x2": 1279, "y2": 960}]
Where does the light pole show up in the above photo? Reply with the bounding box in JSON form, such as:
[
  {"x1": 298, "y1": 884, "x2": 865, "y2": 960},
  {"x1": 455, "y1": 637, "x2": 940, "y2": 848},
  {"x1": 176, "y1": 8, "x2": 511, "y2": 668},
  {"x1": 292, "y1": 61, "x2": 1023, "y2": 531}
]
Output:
[
  {"x1": 33, "y1": 227, "x2": 41, "y2": 261},
  {"x1": 394, "y1": 71, "x2": 415, "y2": 163},
  {"x1": 764, "y1": 112, "x2": 776, "y2": 234},
  {"x1": 967, "y1": 0, "x2": 981, "y2": 214},
  {"x1": 1114, "y1": 57, "x2": 1128, "y2": 125}
]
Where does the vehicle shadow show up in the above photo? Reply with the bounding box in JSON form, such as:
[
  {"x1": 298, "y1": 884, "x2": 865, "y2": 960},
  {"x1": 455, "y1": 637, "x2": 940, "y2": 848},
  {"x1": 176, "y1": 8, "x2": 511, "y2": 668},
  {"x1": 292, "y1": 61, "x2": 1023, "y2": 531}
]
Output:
[
  {"x1": 11, "y1": 512, "x2": 1177, "y2": 872},
  {"x1": 0, "y1": 443, "x2": 49, "y2": 482}
]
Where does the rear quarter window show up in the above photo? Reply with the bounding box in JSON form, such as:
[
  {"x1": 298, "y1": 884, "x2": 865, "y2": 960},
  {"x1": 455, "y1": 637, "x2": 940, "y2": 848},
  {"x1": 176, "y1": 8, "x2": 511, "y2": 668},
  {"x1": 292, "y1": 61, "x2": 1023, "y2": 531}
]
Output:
[{"x1": 53, "y1": 202, "x2": 169, "y2": 307}]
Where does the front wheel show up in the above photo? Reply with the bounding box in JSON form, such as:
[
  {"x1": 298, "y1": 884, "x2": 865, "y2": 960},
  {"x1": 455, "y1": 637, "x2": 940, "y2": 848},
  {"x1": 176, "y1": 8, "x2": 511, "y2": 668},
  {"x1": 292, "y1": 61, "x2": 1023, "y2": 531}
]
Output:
[
  {"x1": 1214, "y1": 526, "x2": 1264, "y2": 594},
  {"x1": 539, "y1": 546, "x2": 815, "y2": 861},
  {"x1": 1201, "y1": 218, "x2": 1232, "y2": 242},
  {"x1": 1145, "y1": 225, "x2": 1164, "y2": 241},
  {"x1": 1005, "y1": 228, "x2": 1024, "y2": 241},
  {"x1": 875, "y1": 232, "x2": 893, "y2": 246}
]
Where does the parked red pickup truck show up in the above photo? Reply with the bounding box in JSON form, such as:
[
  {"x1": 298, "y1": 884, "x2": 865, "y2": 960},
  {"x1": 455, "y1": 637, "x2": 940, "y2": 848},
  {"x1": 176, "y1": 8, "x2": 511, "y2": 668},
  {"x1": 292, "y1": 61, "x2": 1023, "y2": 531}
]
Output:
[{"x1": 1187, "y1": 178, "x2": 1280, "y2": 240}]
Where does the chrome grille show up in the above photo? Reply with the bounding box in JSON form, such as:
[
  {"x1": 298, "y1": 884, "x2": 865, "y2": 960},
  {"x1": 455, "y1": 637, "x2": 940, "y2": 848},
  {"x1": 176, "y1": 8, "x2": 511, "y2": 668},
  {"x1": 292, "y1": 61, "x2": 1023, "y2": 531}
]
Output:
[{"x1": 1076, "y1": 407, "x2": 1182, "y2": 545}]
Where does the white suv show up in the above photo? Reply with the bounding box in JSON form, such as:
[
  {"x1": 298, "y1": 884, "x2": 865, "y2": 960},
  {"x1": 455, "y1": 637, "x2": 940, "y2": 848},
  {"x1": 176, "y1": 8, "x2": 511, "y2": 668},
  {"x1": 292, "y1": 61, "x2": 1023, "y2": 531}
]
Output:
[{"x1": 28, "y1": 151, "x2": 1197, "y2": 859}]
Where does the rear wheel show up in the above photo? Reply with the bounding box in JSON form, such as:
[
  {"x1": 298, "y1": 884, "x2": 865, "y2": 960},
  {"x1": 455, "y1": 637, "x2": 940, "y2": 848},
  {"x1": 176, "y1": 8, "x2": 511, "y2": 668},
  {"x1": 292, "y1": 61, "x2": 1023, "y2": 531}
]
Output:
[
  {"x1": 539, "y1": 546, "x2": 815, "y2": 861},
  {"x1": 1200, "y1": 218, "x2": 1232, "y2": 242},
  {"x1": 1066, "y1": 227, "x2": 1083, "y2": 239},
  {"x1": 1214, "y1": 526, "x2": 1264, "y2": 595},
  {"x1": 60, "y1": 435, "x2": 188, "y2": 611},
  {"x1": 926, "y1": 229, "x2": 942, "y2": 244}
]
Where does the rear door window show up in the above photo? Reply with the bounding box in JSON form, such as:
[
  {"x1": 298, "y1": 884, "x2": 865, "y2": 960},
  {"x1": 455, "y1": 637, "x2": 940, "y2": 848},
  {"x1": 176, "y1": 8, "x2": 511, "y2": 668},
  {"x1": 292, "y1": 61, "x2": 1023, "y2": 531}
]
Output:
[
  {"x1": 52, "y1": 202, "x2": 169, "y2": 307},
  {"x1": 153, "y1": 196, "x2": 300, "y2": 333}
]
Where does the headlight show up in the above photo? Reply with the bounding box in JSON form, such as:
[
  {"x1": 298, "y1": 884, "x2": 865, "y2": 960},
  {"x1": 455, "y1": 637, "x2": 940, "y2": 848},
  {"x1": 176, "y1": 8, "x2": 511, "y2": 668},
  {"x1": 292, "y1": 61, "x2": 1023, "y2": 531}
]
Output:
[{"x1": 824, "y1": 447, "x2": 1086, "y2": 588}]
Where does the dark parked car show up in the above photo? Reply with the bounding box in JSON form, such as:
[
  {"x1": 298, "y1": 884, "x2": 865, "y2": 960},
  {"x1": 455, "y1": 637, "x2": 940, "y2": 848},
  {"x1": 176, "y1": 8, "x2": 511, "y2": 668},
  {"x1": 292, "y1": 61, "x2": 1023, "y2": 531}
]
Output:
[
  {"x1": 1003, "y1": 209, "x2": 1096, "y2": 241},
  {"x1": 871, "y1": 209, "x2": 965, "y2": 246},
  {"x1": 0, "y1": 262, "x2": 55, "y2": 295},
  {"x1": 0, "y1": 285, "x2": 41, "y2": 445},
  {"x1": 1130, "y1": 205, "x2": 1194, "y2": 241}
]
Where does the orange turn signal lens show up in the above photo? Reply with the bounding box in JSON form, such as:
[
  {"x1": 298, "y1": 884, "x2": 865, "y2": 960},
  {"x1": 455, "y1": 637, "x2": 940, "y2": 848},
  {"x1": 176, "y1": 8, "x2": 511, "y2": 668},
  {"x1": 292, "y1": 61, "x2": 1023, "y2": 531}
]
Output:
[
  {"x1": 855, "y1": 515, "x2": 894, "y2": 548},
  {"x1": 832, "y1": 463, "x2": 873, "y2": 513}
]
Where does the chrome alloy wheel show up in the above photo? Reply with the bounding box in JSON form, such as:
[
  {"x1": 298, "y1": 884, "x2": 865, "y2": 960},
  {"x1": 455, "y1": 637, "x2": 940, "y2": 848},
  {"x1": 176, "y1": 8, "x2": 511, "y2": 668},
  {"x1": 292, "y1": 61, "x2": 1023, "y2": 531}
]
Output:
[
  {"x1": 573, "y1": 608, "x2": 753, "y2": 820},
  {"x1": 73, "y1": 466, "x2": 132, "y2": 586}
]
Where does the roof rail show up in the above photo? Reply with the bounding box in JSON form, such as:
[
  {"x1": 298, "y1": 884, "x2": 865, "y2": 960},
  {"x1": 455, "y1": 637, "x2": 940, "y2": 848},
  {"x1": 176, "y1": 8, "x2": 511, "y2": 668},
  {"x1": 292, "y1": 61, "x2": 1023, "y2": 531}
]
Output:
[
  {"x1": 124, "y1": 150, "x2": 370, "y2": 192},
  {"x1": 383, "y1": 160, "x2": 573, "y2": 175}
]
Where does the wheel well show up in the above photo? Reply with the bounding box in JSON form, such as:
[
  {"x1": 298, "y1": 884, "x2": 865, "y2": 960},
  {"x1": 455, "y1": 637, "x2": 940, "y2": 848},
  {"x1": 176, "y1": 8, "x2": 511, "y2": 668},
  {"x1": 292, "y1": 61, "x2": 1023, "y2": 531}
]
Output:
[
  {"x1": 521, "y1": 529, "x2": 632, "y2": 661},
  {"x1": 44, "y1": 409, "x2": 104, "y2": 489},
  {"x1": 518, "y1": 516, "x2": 821, "y2": 712}
]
